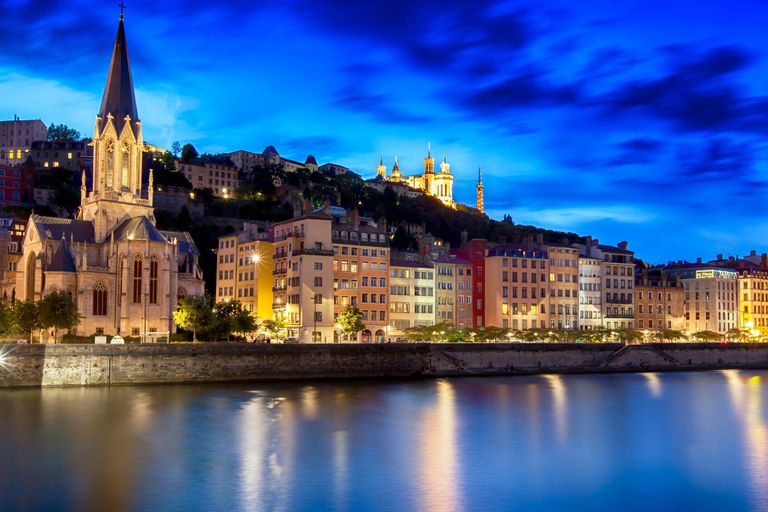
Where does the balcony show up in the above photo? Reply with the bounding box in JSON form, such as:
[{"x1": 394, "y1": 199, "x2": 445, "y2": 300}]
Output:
[
  {"x1": 272, "y1": 268, "x2": 287, "y2": 276},
  {"x1": 606, "y1": 297, "x2": 633, "y2": 304},
  {"x1": 292, "y1": 247, "x2": 335, "y2": 257},
  {"x1": 604, "y1": 312, "x2": 634, "y2": 319},
  {"x1": 272, "y1": 302, "x2": 287, "y2": 310},
  {"x1": 273, "y1": 251, "x2": 288, "y2": 259},
  {"x1": 272, "y1": 286, "x2": 287, "y2": 292}
]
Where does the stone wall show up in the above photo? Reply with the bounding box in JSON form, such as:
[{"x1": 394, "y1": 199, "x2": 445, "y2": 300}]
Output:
[{"x1": 1, "y1": 342, "x2": 768, "y2": 388}]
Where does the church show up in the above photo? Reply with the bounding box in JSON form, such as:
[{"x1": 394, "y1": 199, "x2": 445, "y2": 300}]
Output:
[
  {"x1": 11, "y1": 13, "x2": 204, "y2": 340},
  {"x1": 375, "y1": 145, "x2": 455, "y2": 207}
]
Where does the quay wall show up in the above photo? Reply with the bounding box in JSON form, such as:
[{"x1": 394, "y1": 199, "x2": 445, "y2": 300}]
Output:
[{"x1": 1, "y1": 342, "x2": 768, "y2": 388}]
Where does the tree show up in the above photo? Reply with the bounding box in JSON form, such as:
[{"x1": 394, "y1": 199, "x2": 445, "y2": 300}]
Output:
[
  {"x1": 51, "y1": 184, "x2": 80, "y2": 217},
  {"x1": 173, "y1": 294, "x2": 213, "y2": 341},
  {"x1": 11, "y1": 300, "x2": 39, "y2": 342},
  {"x1": 692, "y1": 330, "x2": 722, "y2": 342},
  {"x1": 213, "y1": 300, "x2": 256, "y2": 341},
  {"x1": 725, "y1": 328, "x2": 748, "y2": 342},
  {"x1": 47, "y1": 123, "x2": 81, "y2": 141},
  {"x1": 180, "y1": 143, "x2": 199, "y2": 162},
  {"x1": 0, "y1": 299, "x2": 13, "y2": 337},
  {"x1": 391, "y1": 224, "x2": 416, "y2": 251},
  {"x1": 171, "y1": 141, "x2": 182, "y2": 157},
  {"x1": 337, "y1": 306, "x2": 365, "y2": 340},
  {"x1": 37, "y1": 291, "x2": 81, "y2": 343},
  {"x1": 654, "y1": 330, "x2": 687, "y2": 343},
  {"x1": 261, "y1": 313, "x2": 288, "y2": 342},
  {"x1": 175, "y1": 205, "x2": 192, "y2": 231}
]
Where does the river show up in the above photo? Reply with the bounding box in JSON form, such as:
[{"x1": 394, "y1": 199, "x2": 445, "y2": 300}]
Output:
[{"x1": 1, "y1": 371, "x2": 767, "y2": 511}]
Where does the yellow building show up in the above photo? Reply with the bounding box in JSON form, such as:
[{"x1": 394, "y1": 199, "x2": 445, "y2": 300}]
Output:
[
  {"x1": 737, "y1": 266, "x2": 768, "y2": 338},
  {"x1": 377, "y1": 145, "x2": 454, "y2": 207},
  {"x1": 215, "y1": 222, "x2": 273, "y2": 322}
]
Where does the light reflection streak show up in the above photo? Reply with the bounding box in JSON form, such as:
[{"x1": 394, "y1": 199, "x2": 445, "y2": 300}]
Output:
[
  {"x1": 333, "y1": 430, "x2": 349, "y2": 511},
  {"x1": 723, "y1": 371, "x2": 768, "y2": 509},
  {"x1": 643, "y1": 373, "x2": 663, "y2": 398},
  {"x1": 301, "y1": 386, "x2": 318, "y2": 419},
  {"x1": 238, "y1": 394, "x2": 267, "y2": 511},
  {"x1": 543, "y1": 375, "x2": 568, "y2": 443},
  {"x1": 418, "y1": 380, "x2": 460, "y2": 512}
]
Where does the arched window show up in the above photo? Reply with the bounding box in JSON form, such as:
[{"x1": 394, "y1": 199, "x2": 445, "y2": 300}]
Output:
[
  {"x1": 93, "y1": 282, "x2": 108, "y2": 316},
  {"x1": 26, "y1": 252, "x2": 36, "y2": 300},
  {"x1": 177, "y1": 287, "x2": 187, "y2": 301},
  {"x1": 149, "y1": 255, "x2": 158, "y2": 304},
  {"x1": 132, "y1": 254, "x2": 142, "y2": 303},
  {"x1": 106, "y1": 139, "x2": 114, "y2": 189},
  {"x1": 66, "y1": 286, "x2": 75, "y2": 299},
  {"x1": 121, "y1": 141, "x2": 130, "y2": 189}
]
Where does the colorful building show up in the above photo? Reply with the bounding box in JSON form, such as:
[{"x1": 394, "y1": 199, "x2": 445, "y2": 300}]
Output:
[{"x1": 635, "y1": 271, "x2": 685, "y2": 332}]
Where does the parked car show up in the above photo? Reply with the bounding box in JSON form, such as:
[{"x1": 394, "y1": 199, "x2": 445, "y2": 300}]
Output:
[{"x1": 284, "y1": 337, "x2": 300, "y2": 344}]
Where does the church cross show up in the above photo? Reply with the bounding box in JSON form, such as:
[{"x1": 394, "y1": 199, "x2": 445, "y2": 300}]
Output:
[{"x1": 119, "y1": 3, "x2": 126, "y2": 20}]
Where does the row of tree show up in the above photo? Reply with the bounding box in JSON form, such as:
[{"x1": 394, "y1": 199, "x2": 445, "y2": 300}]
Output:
[
  {"x1": 400, "y1": 323, "x2": 744, "y2": 344},
  {"x1": 0, "y1": 292, "x2": 81, "y2": 342}
]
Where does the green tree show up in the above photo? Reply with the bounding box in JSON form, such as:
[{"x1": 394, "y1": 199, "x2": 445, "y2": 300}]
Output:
[
  {"x1": 47, "y1": 123, "x2": 81, "y2": 141},
  {"x1": 51, "y1": 184, "x2": 80, "y2": 217},
  {"x1": 692, "y1": 330, "x2": 722, "y2": 342},
  {"x1": 654, "y1": 330, "x2": 687, "y2": 343},
  {"x1": 337, "y1": 305, "x2": 365, "y2": 340},
  {"x1": 173, "y1": 294, "x2": 213, "y2": 341},
  {"x1": 175, "y1": 205, "x2": 192, "y2": 231},
  {"x1": 391, "y1": 224, "x2": 416, "y2": 251},
  {"x1": 171, "y1": 141, "x2": 182, "y2": 157},
  {"x1": 0, "y1": 299, "x2": 13, "y2": 337},
  {"x1": 11, "y1": 300, "x2": 39, "y2": 342},
  {"x1": 261, "y1": 313, "x2": 288, "y2": 342},
  {"x1": 180, "y1": 143, "x2": 199, "y2": 162},
  {"x1": 37, "y1": 291, "x2": 81, "y2": 343},
  {"x1": 214, "y1": 300, "x2": 257, "y2": 341}
]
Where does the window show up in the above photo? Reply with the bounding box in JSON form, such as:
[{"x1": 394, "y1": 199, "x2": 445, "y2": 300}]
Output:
[
  {"x1": 149, "y1": 256, "x2": 159, "y2": 304},
  {"x1": 93, "y1": 283, "x2": 108, "y2": 316},
  {"x1": 314, "y1": 277, "x2": 323, "y2": 287},
  {"x1": 132, "y1": 255, "x2": 142, "y2": 303}
]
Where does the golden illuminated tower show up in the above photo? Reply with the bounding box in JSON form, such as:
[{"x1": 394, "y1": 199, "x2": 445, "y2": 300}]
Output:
[
  {"x1": 477, "y1": 168, "x2": 484, "y2": 214},
  {"x1": 391, "y1": 156, "x2": 402, "y2": 182},
  {"x1": 376, "y1": 152, "x2": 387, "y2": 179},
  {"x1": 423, "y1": 142, "x2": 435, "y2": 194}
]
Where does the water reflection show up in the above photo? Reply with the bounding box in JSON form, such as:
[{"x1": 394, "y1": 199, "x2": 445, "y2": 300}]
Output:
[
  {"x1": 418, "y1": 380, "x2": 460, "y2": 512},
  {"x1": 723, "y1": 371, "x2": 768, "y2": 510},
  {"x1": 2, "y1": 374, "x2": 768, "y2": 510},
  {"x1": 543, "y1": 375, "x2": 568, "y2": 443}
]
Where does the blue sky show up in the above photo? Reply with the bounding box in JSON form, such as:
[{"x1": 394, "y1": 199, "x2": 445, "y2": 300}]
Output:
[{"x1": 2, "y1": 0, "x2": 767, "y2": 263}]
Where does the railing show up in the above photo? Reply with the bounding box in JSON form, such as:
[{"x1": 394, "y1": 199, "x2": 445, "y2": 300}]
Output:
[
  {"x1": 606, "y1": 297, "x2": 633, "y2": 304},
  {"x1": 604, "y1": 312, "x2": 634, "y2": 319},
  {"x1": 273, "y1": 252, "x2": 288, "y2": 259},
  {"x1": 86, "y1": 265, "x2": 110, "y2": 272},
  {"x1": 272, "y1": 286, "x2": 286, "y2": 292},
  {"x1": 272, "y1": 302, "x2": 286, "y2": 310},
  {"x1": 272, "y1": 268, "x2": 287, "y2": 276},
  {"x1": 292, "y1": 247, "x2": 334, "y2": 257}
]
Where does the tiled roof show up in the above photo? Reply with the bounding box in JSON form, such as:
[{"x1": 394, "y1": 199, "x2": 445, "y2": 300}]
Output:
[
  {"x1": 390, "y1": 259, "x2": 433, "y2": 268},
  {"x1": 112, "y1": 216, "x2": 167, "y2": 242},
  {"x1": 161, "y1": 230, "x2": 200, "y2": 256},
  {"x1": 30, "y1": 215, "x2": 95, "y2": 243},
  {"x1": 47, "y1": 240, "x2": 77, "y2": 273}
]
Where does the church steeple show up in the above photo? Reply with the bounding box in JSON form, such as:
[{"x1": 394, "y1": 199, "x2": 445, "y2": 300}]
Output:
[
  {"x1": 477, "y1": 168, "x2": 484, "y2": 215},
  {"x1": 376, "y1": 152, "x2": 387, "y2": 179},
  {"x1": 98, "y1": 13, "x2": 139, "y2": 136}
]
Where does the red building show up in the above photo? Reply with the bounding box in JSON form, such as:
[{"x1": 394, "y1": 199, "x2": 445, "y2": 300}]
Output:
[
  {"x1": 0, "y1": 156, "x2": 35, "y2": 205},
  {"x1": 451, "y1": 231, "x2": 487, "y2": 328}
]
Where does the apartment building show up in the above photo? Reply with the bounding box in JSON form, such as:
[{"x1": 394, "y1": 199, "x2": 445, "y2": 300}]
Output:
[
  {"x1": 389, "y1": 259, "x2": 435, "y2": 338},
  {"x1": 736, "y1": 265, "x2": 768, "y2": 337},
  {"x1": 330, "y1": 208, "x2": 389, "y2": 342},
  {"x1": 451, "y1": 233, "x2": 487, "y2": 327},
  {"x1": 544, "y1": 242, "x2": 579, "y2": 330},
  {"x1": 272, "y1": 213, "x2": 335, "y2": 342},
  {"x1": 146, "y1": 184, "x2": 204, "y2": 218},
  {"x1": 0, "y1": 159, "x2": 35, "y2": 205},
  {"x1": 30, "y1": 140, "x2": 92, "y2": 173},
  {"x1": 574, "y1": 239, "x2": 636, "y2": 330},
  {"x1": 215, "y1": 222, "x2": 274, "y2": 321},
  {"x1": 175, "y1": 159, "x2": 239, "y2": 196},
  {"x1": 228, "y1": 146, "x2": 319, "y2": 173},
  {"x1": 663, "y1": 263, "x2": 738, "y2": 334},
  {"x1": 485, "y1": 244, "x2": 549, "y2": 331},
  {"x1": 0, "y1": 117, "x2": 46, "y2": 166},
  {"x1": 635, "y1": 271, "x2": 685, "y2": 331},
  {"x1": 433, "y1": 254, "x2": 472, "y2": 329},
  {"x1": 578, "y1": 255, "x2": 603, "y2": 330}
]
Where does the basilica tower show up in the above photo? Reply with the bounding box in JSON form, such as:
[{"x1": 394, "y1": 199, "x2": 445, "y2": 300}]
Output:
[
  {"x1": 78, "y1": 11, "x2": 153, "y2": 242},
  {"x1": 423, "y1": 143, "x2": 435, "y2": 194},
  {"x1": 376, "y1": 152, "x2": 387, "y2": 179}
]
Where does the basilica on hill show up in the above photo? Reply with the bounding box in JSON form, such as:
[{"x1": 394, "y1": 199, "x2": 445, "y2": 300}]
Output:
[
  {"x1": 375, "y1": 145, "x2": 456, "y2": 208},
  {"x1": 9, "y1": 13, "x2": 204, "y2": 340}
]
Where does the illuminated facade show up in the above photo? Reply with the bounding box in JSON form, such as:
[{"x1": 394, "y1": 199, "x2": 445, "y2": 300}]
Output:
[
  {"x1": 635, "y1": 272, "x2": 685, "y2": 332},
  {"x1": 577, "y1": 256, "x2": 603, "y2": 330},
  {"x1": 0, "y1": 117, "x2": 47, "y2": 166},
  {"x1": 737, "y1": 266, "x2": 768, "y2": 338},
  {"x1": 376, "y1": 145, "x2": 454, "y2": 207},
  {"x1": 663, "y1": 264, "x2": 738, "y2": 334},
  {"x1": 544, "y1": 242, "x2": 579, "y2": 330},
  {"x1": 11, "y1": 14, "x2": 204, "y2": 341}
]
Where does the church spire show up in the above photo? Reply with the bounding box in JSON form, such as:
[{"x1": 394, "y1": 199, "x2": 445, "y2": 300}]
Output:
[
  {"x1": 98, "y1": 12, "x2": 138, "y2": 135},
  {"x1": 477, "y1": 168, "x2": 484, "y2": 215}
]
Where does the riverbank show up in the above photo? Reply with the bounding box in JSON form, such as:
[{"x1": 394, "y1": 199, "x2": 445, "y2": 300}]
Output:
[{"x1": 2, "y1": 342, "x2": 768, "y2": 387}]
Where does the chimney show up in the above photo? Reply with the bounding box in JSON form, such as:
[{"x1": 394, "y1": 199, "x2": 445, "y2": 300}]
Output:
[
  {"x1": 717, "y1": 253, "x2": 723, "y2": 261},
  {"x1": 301, "y1": 199, "x2": 312, "y2": 216},
  {"x1": 751, "y1": 250, "x2": 757, "y2": 256},
  {"x1": 618, "y1": 241, "x2": 628, "y2": 251},
  {"x1": 762, "y1": 254, "x2": 767, "y2": 269},
  {"x1": 379, "y1": 217, "x2": 387, "y2": 233},
  {"x1": 585, "y1": 235, "x2": 592, "y2": 257},
  {"x1": 350, "y1": 209, "x2": 359, "y2": 228},
  {"x1": 460, "y1": 229, "x2": 468, "y2": 247},
  {"x1": 697, "y1": 257, "x2": 702, "y2": 264},
  {"x1": 536, "y1": 233, "x2": 544, "y2": 245},
  {"x1": 592, "y1": 238, "x2": 599, "y2": 247},
  {"x1": 527, "y1": 235, "x2": 533, "y2": 249}
]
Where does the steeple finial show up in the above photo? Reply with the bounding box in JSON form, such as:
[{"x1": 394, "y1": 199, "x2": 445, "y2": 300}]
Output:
[
  {"x1": 119, "y1": 3, "x2": 126, "y2": 20},
  {"x1": 478, "y1": 167, "x2": 482, "y2": 184},
  {"x1": 428, "y1": 142, "x2": 431, "y2": 158},
  {"x1": 394, "y1": 156, "x2": 399, "y2": 168},
  {"x1": 380, "y1": 152, "x2": 383, "y2": 166},
  {"x1": 443, "y1": 150, "x2": 447, "y2": 164}
]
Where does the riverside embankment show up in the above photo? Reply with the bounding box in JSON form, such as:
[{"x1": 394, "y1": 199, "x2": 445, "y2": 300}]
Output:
[{"x1": 1, "y1": 342, "x2": 768, "y2": 387}]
